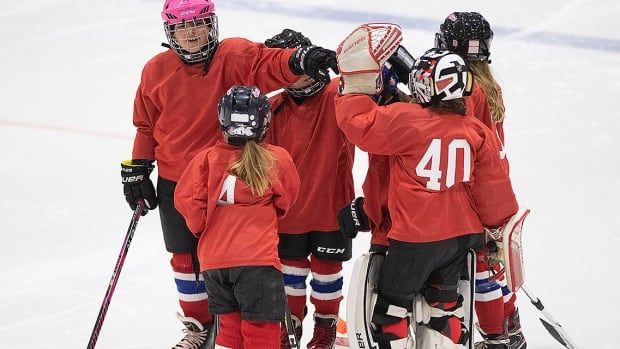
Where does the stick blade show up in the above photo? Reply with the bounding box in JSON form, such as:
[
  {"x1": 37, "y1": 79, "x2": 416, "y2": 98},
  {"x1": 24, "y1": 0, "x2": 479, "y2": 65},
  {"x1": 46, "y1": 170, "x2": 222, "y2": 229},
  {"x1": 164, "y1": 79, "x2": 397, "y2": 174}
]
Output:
[{"x1": 539, "y1": 318, "x2": 569, "y2": 348}]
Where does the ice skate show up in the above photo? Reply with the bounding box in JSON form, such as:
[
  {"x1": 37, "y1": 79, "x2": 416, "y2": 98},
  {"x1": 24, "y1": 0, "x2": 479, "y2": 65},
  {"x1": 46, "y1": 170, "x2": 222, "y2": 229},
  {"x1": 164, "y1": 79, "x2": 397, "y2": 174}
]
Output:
[
  {"x1": 173, "y1": 312, "x2": 215, "y2": 349},
  {"x1": 474, "y1": 324, "x2": 509, "y2": 349},
  {"x1": 307, "y1": 314, "x2": 338, "y2": 349},
  {"x1": 507, "y1": 310, "x2": 526, "y2": 349}
]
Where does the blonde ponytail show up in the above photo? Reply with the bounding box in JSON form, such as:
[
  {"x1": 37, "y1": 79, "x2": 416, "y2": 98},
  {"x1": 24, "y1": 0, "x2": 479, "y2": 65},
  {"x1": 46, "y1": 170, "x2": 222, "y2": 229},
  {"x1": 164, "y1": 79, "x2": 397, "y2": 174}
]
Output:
[
  {"x1": 469, "y1": 61, "x2": 505, "y2": 123},
  {"x1": 229, "y1": 140, "x2": 275, "y2": 196}
]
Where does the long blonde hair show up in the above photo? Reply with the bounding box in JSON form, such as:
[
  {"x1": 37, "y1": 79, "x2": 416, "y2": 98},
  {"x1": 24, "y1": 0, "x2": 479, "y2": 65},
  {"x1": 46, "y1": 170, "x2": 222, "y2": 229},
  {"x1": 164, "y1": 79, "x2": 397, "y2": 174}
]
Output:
[
  {"x1": 469, "y1": 61, "x2": 505, "y2": 123},
  {"x1": 229, "y1": 140, "x2": 275, "y2": 196}
]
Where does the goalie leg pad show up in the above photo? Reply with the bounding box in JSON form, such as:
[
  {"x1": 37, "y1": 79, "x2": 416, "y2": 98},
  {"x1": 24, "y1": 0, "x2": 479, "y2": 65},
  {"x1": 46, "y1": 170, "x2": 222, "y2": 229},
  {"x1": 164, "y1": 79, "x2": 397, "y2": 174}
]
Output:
[
  {"x1": 414, "y1": 288, "x2": 469, "y2": 346},
  {"x1": 372, "y1": 294, "x2": 411, "y2": 325},
  {"x1": 416, "y1": 324, "x2": 466, "y2": 349},
  {"x1": 346, "y1": 253, "x2": 383, "y2": 349}
]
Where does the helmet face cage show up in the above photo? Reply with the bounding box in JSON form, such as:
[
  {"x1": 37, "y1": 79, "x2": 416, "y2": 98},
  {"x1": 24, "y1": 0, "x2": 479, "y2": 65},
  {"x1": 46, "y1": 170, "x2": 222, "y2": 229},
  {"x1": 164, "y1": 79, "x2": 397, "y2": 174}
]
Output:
[
  {"x1": 285, "y1": 79, "x2": 325, "y2": 98},
  {"x1": 409, "y1": 49, "x2": 472, "y2": 107},
  {"x1": 164, "y1": 14, "x2": 219, "y2": 65},
  {"x1": 218, "y1": 86, "x2": 272, "y2": 145},
  {"x1": 435, "y1": 12, "x2": 493, "y2": 62},
  {"x1": 372, "y1": 63, "x2": 400, "y2": 105}
]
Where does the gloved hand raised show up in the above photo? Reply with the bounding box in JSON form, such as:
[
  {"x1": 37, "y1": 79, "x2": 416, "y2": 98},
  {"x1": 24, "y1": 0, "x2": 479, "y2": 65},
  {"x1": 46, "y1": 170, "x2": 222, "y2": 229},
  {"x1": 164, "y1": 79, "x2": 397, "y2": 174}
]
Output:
[
  {"x1": 336, "y1": 23, "x2": 403, "y2": 95},
  {"x1": 289, "y1": 45, "x2": 339, "y2": 84},
  {"x1": 121, "y1": 159, "x2": 157, "y2": 216},
  {"x1": 338, "y1": 197, "x2": 371, "y2": 239}
]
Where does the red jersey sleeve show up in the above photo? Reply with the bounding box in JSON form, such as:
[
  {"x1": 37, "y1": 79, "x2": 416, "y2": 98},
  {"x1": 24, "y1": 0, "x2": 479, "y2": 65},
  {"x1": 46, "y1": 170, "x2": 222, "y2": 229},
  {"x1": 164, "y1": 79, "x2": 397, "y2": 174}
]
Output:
[
  {"x1": 131, "y1": 65, "x2": 159, "y2": 160},
  {"x1": 270, "y1": 146, "x2": 301, "y2": 219},
  {"x1": 222, "y1": 38, "x2": 298, "y2": 93},
  {"x1": 174, "y1": 151, "x2": 211, "y2": 237},
  {"x1": 334, "y1": 94, "x2": 421, "y2": 155},
  {"x1": 471, "y1": 127, "x2": 518, "y2": 227}
]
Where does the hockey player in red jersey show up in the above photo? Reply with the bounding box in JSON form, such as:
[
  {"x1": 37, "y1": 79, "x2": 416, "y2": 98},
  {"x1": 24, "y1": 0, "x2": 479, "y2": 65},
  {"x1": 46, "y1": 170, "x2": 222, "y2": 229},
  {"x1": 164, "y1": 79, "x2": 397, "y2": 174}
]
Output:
[
  {"x1": 436, "y1": 12, "x2": 525, "y2": 349},
  {"x1": 119, "y1": 1, "x2": 337, "y2": 347},
  {"x1": 174, "y1": 86, "x2": 300, "y2": 348},
  {"x1": 337, "y1": 48, "x2": 416, "y2": 253},
  {"x1": 335, "y1": 23, "x2": 519, "y2": 348},
  {"x1": 263, "y1": 29, "x2": 356, "y2": 349}
]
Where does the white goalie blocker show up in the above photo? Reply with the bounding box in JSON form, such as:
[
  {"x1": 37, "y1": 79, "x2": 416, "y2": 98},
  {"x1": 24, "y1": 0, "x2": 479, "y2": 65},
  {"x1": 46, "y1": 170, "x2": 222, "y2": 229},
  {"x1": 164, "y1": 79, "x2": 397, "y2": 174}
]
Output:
[
  {"x1": 503, "y1": 208, "x2": 530, "y2": 291},
  {"x1": 486, "y1": 208, "x2": 531, "y2": 292}
]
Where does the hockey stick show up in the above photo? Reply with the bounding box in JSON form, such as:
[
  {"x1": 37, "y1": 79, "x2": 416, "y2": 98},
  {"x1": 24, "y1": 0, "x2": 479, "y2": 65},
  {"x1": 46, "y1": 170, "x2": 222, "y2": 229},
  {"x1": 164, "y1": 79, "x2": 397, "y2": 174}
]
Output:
[
  {"x1": 520, "y1": 284, "x2": 578, "y2": 349},
  {"x1": 87, "y1": 200, "x2": 145, "y2": 349},
  {"x1": 466, "y1": 249, "x2": 476, "y2": 349},
  {"x1": 283, "y1": 296, "x2": 300, "y2": 349},
  {"x1": 266, "y1": 88, "x2": 285, "y2": 99}
]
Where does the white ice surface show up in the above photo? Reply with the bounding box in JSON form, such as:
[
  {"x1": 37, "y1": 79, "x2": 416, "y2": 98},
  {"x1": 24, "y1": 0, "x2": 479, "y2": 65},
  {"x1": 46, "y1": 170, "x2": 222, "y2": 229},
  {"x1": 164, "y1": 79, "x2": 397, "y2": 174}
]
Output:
[{"x1": 1, "y1": 0, "x2": 619, "y2": 348}]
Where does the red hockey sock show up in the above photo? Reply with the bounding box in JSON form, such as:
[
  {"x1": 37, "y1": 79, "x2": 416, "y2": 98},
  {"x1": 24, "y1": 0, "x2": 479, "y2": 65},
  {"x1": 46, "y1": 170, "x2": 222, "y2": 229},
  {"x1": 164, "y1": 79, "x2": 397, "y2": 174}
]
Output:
[
  {"x1": 281, "y1": 258, "x2": 310, "y2": 320},
  {"x1": 241, "y1": 320, "x2": 280, "y2": 349},
  {"x1": 217, "y1": 312, "x2": 243, "y2": 349},
  {"x1": 309, "y1": 256, "x2": 343, "y2": 316},
  {"x1": 475, "y1": 254, "x2": 505, "y2": 334},
  {"x1": 171, "y1": 252, "x2": 213, "y2": 325}
]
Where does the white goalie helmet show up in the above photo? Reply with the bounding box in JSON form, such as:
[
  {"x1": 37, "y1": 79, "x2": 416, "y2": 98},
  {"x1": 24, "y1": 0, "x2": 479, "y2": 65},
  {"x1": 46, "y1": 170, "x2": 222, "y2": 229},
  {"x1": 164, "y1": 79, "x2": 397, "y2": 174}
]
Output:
[{"x1": 409, "y1": 48, "x2": 473, "y2": 106}]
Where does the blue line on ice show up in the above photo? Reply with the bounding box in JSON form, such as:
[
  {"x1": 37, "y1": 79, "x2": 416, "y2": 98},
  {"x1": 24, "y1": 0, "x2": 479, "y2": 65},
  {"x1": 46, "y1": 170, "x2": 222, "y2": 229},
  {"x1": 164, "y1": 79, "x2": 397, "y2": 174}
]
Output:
[{"x1": 220, "y1": 0, "x2": 620, "y2": 53}]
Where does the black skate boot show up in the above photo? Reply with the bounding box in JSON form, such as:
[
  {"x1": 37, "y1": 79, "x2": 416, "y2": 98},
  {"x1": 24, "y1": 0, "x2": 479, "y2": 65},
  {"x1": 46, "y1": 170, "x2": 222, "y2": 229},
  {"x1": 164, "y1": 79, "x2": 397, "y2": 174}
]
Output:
[
  {"x1": 307, "y1": 314, "x2": 338, "y2": 349},
  {"x1": 280, "y1": 315, "x2": 302, "y2": 349},
  {"x1": 507, "y1": 309, "x2": 526, "y2": 349},
  {"x1": 474, "y1": 323, "x2": 509, "y2": 349},
  {"x1": 173, "y1": 312, "x2": 215, "y2": 349}
]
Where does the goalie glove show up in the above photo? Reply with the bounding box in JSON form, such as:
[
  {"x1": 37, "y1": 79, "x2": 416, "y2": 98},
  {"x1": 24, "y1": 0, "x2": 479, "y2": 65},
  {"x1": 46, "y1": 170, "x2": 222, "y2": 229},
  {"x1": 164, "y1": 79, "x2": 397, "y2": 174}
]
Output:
[
  {"x1": 338, "y1": 197, "x2": 370, "y2": 239},
  {"x1": 336, "y1": 23, "x2": 403, "y2": 95}
]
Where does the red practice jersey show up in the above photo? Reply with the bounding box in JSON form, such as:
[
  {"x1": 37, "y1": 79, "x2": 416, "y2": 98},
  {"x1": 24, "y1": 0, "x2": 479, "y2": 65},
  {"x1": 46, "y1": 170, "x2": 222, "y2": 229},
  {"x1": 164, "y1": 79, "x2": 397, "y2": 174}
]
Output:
[
  {"x1": 363, "y1": 154, "x2": 391, "y2": 246},
  {"x1": 466, "y1": 81, "x2": 506, "y2": 146},
  {"x1": 265, "y1": 79, "x2": 355, "y2": 234},
  {"x1": 335, "y1": 95, "x2": 518, "y2": 243},
  {"x1": 131, "y1": 38, "x2": 298, "y2": 181},
  {"x1": 174, "y1": 141, "x2": 300, "y2": 271}
]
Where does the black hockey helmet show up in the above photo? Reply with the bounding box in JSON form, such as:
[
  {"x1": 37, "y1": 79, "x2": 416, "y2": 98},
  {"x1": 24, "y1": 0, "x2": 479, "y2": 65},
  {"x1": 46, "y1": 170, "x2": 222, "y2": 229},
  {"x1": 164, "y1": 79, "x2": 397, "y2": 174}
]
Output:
[
  {"x1": 435, "y1": 12, "x2": 493, "y2": 62},
  {"x1": 265, "y1": 29, "x2": 325, "y2": 98},
  {"x1": 218, "y1": 86, "x2": 272, "y2": 146}
]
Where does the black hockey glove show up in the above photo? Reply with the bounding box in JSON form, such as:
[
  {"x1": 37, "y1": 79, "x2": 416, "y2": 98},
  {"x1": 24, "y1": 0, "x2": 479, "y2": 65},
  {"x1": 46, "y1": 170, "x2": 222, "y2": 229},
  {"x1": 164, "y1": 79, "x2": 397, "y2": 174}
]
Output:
[
  {"x1": 121, "y1": 159, "x2": 157, "y2": 216},
  {"x1": 338, "y1": 197, "x2": 370, "y2": 239},
  {"x1": 265, "y1": 28, "x2": 312, "y2": 49},
  {"x1": 289, "y1": 45, "x2": 339, "y2": 84}
]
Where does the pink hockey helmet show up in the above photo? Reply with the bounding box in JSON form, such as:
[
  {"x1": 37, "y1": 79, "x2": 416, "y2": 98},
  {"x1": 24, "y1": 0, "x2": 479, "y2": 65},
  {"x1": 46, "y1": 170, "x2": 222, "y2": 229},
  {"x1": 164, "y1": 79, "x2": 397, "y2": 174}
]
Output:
[
  {"x1": 162, "y1": 0, "x2": 219, "y2": 65},
  {"x1": 162, "y1": 0, "x2": 215, "y2": 25}
]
